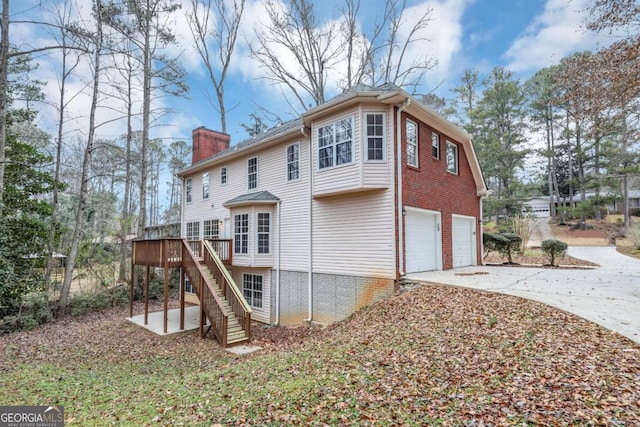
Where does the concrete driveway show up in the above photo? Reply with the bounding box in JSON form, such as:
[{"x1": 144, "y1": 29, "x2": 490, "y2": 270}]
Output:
[{"x1": 406, "y1": 246, "x2": 640, "y2": 345}]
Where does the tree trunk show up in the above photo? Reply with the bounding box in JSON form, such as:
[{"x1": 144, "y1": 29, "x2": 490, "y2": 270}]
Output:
[
  {"x1": 59, "y1": 0, "x2": 103, "y2": 316},
  {"x1": 118, "y1": 58, "x2": 134, "y2": 282},
  {"x1": 0, "y1": 0, "x2": 10, "y2": 216},
  {"x1": 545, "y1": 106, "x2": 556, "y2": 220},
  {"x1": 137, "y1": 9, "x2": 151, "y2": 239}
]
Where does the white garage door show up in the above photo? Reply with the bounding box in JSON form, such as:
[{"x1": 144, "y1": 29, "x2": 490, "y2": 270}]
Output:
[
  {"x1": 405, "y1": 208, "x2": 441, "y2": 273},
  {"x1": 452, "y1": 215, "x2": 477, "y2": 268}
]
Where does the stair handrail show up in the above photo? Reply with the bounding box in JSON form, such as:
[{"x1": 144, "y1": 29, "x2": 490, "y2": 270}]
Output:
[
  {"x1": 203, "y1": 240, "x2": 252, "y2": 314},
  {"x1": 182, "y1": 239, "x2": 229, "y2": 344}
]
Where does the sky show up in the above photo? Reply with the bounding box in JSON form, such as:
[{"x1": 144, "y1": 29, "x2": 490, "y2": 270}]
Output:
[{"x1": 7, "y1": 0, "x2": 613, "y2": 207}]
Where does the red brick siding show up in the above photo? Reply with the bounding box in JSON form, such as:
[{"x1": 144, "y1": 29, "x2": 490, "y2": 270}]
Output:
[{"x1": 400, "y1": 112, "x2": 481, "y2": 270}]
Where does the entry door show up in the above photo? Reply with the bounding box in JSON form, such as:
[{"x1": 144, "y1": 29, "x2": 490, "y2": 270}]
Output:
[
  {"x1": 405, "y1": 208, "x2": 441, "y2": 273},
  {"x1": 452, "y1": 215, "x2": 477, "y2": 268}
]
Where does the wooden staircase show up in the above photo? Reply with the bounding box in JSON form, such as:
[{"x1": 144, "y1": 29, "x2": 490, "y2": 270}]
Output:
[{"x1": 201, "y1": 268, "x2": 249, "y2": 346}]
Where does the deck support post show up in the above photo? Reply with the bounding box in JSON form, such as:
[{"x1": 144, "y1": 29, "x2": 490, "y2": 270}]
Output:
[
  {"x1": 144, "y1": 264, "x2": 150, "y2": 325},
  {"x1": 129, "y1": 242, "x2": 135, "y2": 317},
  {"x1": 199, "y1": 275, "x2": 204, "y2": 338},
  {"x1": 179, "y1": 267, "x2": 185, "y2": 330},
  {"x1": 163, "y1": 240, "x2": 169, "y2": 334}
]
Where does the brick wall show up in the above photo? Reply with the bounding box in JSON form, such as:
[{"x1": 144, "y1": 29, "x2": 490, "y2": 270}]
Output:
[{"x1": 400, "y1": 111, "x2": 481, "y2": 270}]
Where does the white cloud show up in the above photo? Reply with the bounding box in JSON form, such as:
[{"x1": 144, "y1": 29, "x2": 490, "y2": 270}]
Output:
[{"x1": 504, "y1": 0, "x2": 601, "y2": 73}]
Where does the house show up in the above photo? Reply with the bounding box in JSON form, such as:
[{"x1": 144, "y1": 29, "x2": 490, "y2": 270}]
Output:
[
  {"x1": 176, "y1": 83, "x2": 487, "y2": 328},
  {"x1": 522, "y1": 197, "x2": 552, "y2": 218}
]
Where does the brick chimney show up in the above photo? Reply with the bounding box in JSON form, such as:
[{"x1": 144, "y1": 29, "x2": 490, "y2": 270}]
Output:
[{"x1": 191, "y1": 127, "x2": 231, "y2": 165}]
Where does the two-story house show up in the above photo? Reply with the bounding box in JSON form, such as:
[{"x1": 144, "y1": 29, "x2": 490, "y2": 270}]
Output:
[{"x1": 178, "y1": 83, "x2": 487, "y2": 326}]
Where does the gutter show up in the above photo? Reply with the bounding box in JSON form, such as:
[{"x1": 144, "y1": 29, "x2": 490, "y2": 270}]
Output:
[
  {"x1": 396, "y1": 98, "x2": 411, "y2": 277},
  {"x1": 275, "y1": 200, "x2": 281, "y2": 325},
  {"x1": 299, "y1": 126, "x2": 313, "y2": 324}
]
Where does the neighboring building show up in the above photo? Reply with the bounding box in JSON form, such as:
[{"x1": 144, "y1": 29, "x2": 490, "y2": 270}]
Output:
[
  {"x1": 178, "y1": 84, "x2": 487, "y2": 326},
  {"x1": 522, "y1": 197, "x2": 552, "y2": 218}
]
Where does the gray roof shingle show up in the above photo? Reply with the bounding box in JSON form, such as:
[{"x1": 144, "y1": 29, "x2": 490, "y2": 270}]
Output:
[{"x1": 223, "y1": 191, "x2": 281, "y2": 207}]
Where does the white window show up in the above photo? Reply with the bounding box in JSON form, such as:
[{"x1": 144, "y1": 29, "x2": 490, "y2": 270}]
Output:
[
  {"x1": 287, "y1": 143, "x2": 299, "y2": 181},
  {"x1": 242, "y1": 273, "x2": 263, "y2": 308},
  {"x1": 202, "y1": 172, "x2": 209, "y2": 200},
  {"x1": 203, "y1": 219, "x2": 220, "y2": 240},
  {"x1": 406, "y1": 120, "x2": 418, "y2": 167},
  {"x1": 318, "y1": 117, "x2": 353, "y2": 169},
  {"x1": 186, "y1": 221, "x2": 199, "y2": 240},
  {"x1": 432, "y1": 132, "x2": 440, "y2": 159},
  {"x1": 248, "y1": 157, "x2": 257, "y2": 190},
  {"x1": 221, "y1": 166, "x2": 227, "y2": 185},
  {"x1": 185, "y1": 178, "x2": 192, "y2": 203},
  {"x1": 234, "y1": 214, "x2": 248, "y2": 254},
  {"x1": 257, "y1": 213, "x2": 270, "y2": 254},
  {"x1": 446, "y1": 141, "x2": 458, "y2": 174},
  {"x1": 366, "y1": 113, "x2": 384, "y2": 161}
]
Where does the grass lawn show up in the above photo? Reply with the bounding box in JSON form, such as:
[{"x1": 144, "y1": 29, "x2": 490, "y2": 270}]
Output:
[{"x1": 2, "y1": 285, "x2": 639, "y2": 426}]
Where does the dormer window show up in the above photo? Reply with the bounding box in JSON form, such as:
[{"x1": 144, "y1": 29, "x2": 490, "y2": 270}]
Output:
[{"x1": 318, "y1": 117, "x2": 353, "y2": 169}]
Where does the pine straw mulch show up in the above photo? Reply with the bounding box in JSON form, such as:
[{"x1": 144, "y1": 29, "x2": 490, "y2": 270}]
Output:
[
  {"x1": 2, "y1": 285, "x2": 639, "y2": 426},
  {"x1": 484, "y1": 251, "x2": 599, "y2": 268}
]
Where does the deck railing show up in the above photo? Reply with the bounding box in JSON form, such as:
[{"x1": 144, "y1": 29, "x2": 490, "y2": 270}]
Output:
[
  {"x1": 203, "y1": 240, "x2": 251, "y2": 340},
  {"x1": 181, "y1": 240, "x2": 228, "y2": 345},
  {"x1": 132, "y1": 239, "x2": 182, "y2": 267},
  {"x1": 206, "y1": 239, "x2": 233, "y2": 265}
]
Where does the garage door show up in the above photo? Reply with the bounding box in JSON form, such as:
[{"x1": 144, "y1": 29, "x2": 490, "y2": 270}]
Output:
[
  {"x1": 405, "y1": 208, "x2": 441, "y2": 273},
  {"x1": 452, "y1": 215, "x2": 477, "y2": 268}
]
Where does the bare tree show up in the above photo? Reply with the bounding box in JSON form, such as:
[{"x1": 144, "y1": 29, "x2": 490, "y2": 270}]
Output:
[
  {"x1": 250, "y1": 0, "x2": 345, "y2": 111},
  {"x1": 59, "y1": 0, "x2": 106, "y2": 316},
  {"x1": 105, "y1": 0, "x2": 187, "y2": 238},
  {"x1": 0, "y1": 0, "x2": 9, "y2": 215},
  {"x1": 187, "y1": 0, "x2": 245, "y2": 133}
]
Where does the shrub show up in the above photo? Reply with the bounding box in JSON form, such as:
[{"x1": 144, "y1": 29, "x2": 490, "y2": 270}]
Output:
[
  {"x1": 68, "y1": 286, "x2": 129, "y2": 317},
  {"x1": 498, "y1": 233, "x2": 522, "y2": 264},
  {"x1": 628, "y1": 224, "x2": 640, "y2": 250},
  {"x1": 0, "y1": 292, "x2": 52, "y2": 335},
  {"x1": 541, "y1": 239, "x2": 568, "y2": 266},
  {"x1": 630, "y1": 207, "x2": 640, "y2": 217},
  {"x1": 511, "y1": 213, "x2": 537, "y2": 252},
  {"x1": 482, "y1": 232, "x2": 509, "y2": 259}
]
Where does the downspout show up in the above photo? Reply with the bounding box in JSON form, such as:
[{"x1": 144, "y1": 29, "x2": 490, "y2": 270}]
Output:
[
  {"x1": 301, "y1": 126, "x2": 313, "y2": 323},
  {"x1": 275, "y1": 200, "x2": 281, "y2": 325},
  {"x1": 396, "y1": 99, "x2": 411, "y2": 277}
]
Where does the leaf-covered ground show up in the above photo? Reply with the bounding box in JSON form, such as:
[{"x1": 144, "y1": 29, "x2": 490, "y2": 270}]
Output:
[{"x1": 1, "y1": 285, "x2": 639, "y2": 426}]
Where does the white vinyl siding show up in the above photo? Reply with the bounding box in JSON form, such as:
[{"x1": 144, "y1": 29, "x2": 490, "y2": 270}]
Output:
[
  {"x1": 406, "y1": 120, "x2": 418, "y2": 167},
  {"x1": 312, "y1": 190, "x2": 395, "y2": 278},
  {"x1": 446, "y1": 141, "x2": 458, "y2": 174}
]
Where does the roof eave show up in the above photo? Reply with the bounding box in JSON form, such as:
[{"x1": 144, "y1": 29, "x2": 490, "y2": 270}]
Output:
[{"x1": 178, "y1": 125, "x2": 303, "y2": 177}]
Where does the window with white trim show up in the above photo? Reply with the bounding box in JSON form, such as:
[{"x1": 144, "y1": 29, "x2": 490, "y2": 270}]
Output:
[
  {"x1": 406, "y1": 120, "x2": 418, "y2": 167},
  {"x1": 234, "y1": 214, "x2": 248, "y2": 254},
  {"x1": 287, "y1": 143, "x2": 299, "y2": 181},
  {"x1": 242, "y1": 273, "x2": 263, "y2": 308},
  {"x1": 446, "y1": 141, "x2": 458, "y2": 174},
  {"x1": 202, "y1": 172, "x2": 209, "y2": 199},
  {"x1": 221, "y1": 166, "x2": 227, "y2": 185},
  {"x1": 186, "y1": 221, "x2": 199, "y2": 240},
  {"x1": 432, "y1": 132, "x2": 440, "y2": 159},
  {"x1": 248, "y1": 157, "x2": 257, "y2": 190},
  {"x1": 318, "y1": 117, "x2": 353, "y2": 169},
  {"x1": 257, "y1": 213, "x2": 270, "y2": 254},
  {"x1": 203, "y1": 219, "x2": 220, "y2": 239},
  {"x1": 185, "y1": 178, "x2": 193, "y2": 203},
  {"x1": 366, "y1": 113, "x2": 384, "y2": 161}
]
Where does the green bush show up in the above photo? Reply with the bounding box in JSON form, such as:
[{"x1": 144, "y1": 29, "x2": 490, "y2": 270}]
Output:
[
  {"x1": 483, "y1": 232, "x2": 509, "y2": 258},
  {"x1": 541, "y1": 239, "x2": 568, "y2": 266},
  {"x1": 0, "y1": 291, "x2": 52, "y2": 335},
  {"x1": 68, "y1": 287, "x2": 129, "y2": 317},
  {"x1": 497, "y1": 233, "x2": 522, "y2": 264},
  {"x1": 630, "y1": 207, "x2": 640, "y2": 217}
]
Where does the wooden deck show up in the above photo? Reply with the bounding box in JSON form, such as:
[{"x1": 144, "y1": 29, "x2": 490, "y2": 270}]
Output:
[{"x1": 129, "y1": 238, "x2": 250, "y2": 347}]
